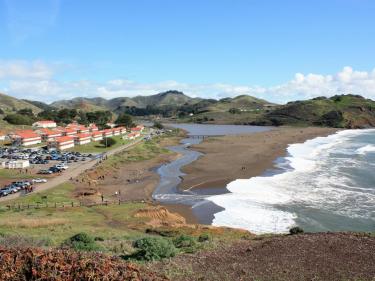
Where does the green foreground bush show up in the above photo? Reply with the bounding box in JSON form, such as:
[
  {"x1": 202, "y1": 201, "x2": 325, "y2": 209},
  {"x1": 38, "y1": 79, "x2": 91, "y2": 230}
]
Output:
[
  {"x1": 132, "y1": 237, "x2": 177, "y2": 261},
  {"x1": 62, "y1": 233, "x2": 101, "y2": 252}
]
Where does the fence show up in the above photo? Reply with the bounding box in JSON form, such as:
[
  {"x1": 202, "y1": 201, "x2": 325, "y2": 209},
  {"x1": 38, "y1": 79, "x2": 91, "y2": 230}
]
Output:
[{"x1": 2, "y1": 199, "x2": 152, "y2": 211}]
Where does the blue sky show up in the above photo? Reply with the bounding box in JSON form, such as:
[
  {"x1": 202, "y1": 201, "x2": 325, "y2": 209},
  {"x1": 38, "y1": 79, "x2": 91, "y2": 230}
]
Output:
[{"x1": 0, "y1": 0, "x2": 375, "y2": 103}]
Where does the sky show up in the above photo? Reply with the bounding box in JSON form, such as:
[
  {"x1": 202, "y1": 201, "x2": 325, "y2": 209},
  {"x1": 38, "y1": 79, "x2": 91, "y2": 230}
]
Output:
[{"x1": 0, "y1": 0, "x2": 375, "y2": 103}]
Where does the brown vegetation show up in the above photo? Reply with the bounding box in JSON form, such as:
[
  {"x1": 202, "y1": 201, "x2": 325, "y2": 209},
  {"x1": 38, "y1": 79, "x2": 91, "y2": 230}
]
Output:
[
  {"x1": 154, "y1": 232, "x2": 375, "y2": 281},
  {"x1": 0, "y1": 247, "x2": 166, "y2": 281}
]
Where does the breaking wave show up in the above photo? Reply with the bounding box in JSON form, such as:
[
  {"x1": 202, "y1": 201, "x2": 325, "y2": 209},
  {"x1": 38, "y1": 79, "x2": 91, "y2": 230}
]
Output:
[{"x1": 209, "y1": 129, "x2": 375, "y2": 234}]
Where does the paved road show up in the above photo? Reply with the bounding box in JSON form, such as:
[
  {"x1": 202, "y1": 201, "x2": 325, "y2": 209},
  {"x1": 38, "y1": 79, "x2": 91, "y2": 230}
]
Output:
[{"x1": 0, "y1": 138, "x2": 144, "y2": 203}]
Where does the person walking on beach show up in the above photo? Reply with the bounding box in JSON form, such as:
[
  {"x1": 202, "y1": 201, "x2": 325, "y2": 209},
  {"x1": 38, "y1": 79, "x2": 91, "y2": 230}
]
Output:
[{"x1": 101, "y1": 194, "x2": 104, "y2": 203}]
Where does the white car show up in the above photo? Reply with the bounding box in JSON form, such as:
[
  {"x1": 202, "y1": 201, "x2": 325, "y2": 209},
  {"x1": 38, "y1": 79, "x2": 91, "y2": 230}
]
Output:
[
  {"x1": 55, "y1": 164, "x2": 69, "y2": 170},
  {"x1": 32, "y1": 178, "x2": 48, "y2": 183}
]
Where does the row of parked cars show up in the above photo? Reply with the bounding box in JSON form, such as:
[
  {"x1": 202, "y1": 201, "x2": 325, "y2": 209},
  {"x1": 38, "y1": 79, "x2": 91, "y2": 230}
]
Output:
[
  {"x1": 0, "y1": 178, "x2": 47, "y2": 197},
  {"x1": 0, "y1": 147, "x2": 93, "y2": 164},
  {"x1": 38, "y1": 163, "x2": 69, "y2": 175}
]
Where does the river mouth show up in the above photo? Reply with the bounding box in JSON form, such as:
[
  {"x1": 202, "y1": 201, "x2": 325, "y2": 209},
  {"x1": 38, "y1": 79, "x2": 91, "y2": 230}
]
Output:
[{"x1": 152, "y1": 124, "x2": 272, "y2": 224}]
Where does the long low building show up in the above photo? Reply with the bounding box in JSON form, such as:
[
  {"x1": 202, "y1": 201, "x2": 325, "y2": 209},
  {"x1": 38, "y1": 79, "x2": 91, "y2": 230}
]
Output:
[
  {"x1": 102, "y1": 129, "x2": 113, "y2": 138},
  {"x1": 53, "y1": 136, "x2": 75, "y2": 150},
  {"x1": 74, "y1": 133, "x2": 91, "y2": 145},
  {"x1": 12, "y1": 131, "x2": 42, "y2": 146},
  {"x1": 1, "y1": 160, "x2": 30, "y2": 169},
  {"x1": 37, "y1": 128, "x2": 62, "y2": 142},
  {"x1": 32, "y1": 120, "x2": 57, "y2": 128},
  {"x1": 92, "y1": 131, "x2": 103, "y2": 141}
]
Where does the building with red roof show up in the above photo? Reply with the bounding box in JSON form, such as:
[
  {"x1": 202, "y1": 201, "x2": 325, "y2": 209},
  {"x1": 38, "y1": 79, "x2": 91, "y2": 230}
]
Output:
[
  {"x1": 37, "y1": 128, "x2": 62, "y2": 142},
  {"x1": 88, "y1": 124, "x2": 99, "y2": 132},
  {"x1": 74, "y1": 133, "x2": 92, "y2": 145},
  {"x1": 92, "y1": 131, "x2": 103, "y2": 141},
  {"x1": 51, "y1": 136, "x2": 75, "y2": 150},
  {"x1": 12, "y1": 130, "x2": 42, "y2": 146},
  {"x1": 112, "y1": 128, "x2": 121, "y2": 136},
  {"x1": 102, "y1": 129, "x2": 113, "y2": 137},
  {"x1": 78, "y1": 125, "x2": 90, "y2": 134},
  {"x1": 32, "y1": 120, "x2": 57, "y2": 128},
  {"x1": 62, "y1": 128, "x2": 78, "y2": 136}
]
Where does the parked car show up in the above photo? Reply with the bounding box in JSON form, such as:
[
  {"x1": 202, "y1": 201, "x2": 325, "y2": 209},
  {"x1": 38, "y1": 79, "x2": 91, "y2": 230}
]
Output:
[
  {"x1": 55, "y1": 163, "x2": 69, "y2": 170},
  {"x1": 32, "y1": 178, "x2": 47, "y2": 183},
  {"x1": 38, "y1": 169, "x2": 53, "y2": 174}
]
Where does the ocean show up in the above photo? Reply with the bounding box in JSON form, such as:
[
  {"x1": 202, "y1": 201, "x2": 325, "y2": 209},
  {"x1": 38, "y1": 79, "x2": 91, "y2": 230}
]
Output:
[{"x1": 209, "y1": 129, "x2": 375, "y2": 234}]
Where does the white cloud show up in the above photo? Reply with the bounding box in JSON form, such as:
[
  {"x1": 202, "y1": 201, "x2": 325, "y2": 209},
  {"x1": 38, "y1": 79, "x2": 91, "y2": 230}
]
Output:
[
  {"x1": 0, "y1": 60, "x2": 54, "y2": 80},
  {"x1": 1, "y1": 61, "x2": 375, "y2": 104}
]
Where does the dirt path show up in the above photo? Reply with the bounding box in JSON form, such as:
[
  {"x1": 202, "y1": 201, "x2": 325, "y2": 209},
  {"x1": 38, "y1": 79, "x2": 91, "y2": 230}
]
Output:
[{"x1": 0, "y1": 138, "x2": 144, "y2": 203}]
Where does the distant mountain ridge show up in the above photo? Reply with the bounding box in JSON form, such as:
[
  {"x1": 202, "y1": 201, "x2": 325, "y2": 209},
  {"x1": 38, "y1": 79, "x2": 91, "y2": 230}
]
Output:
[
  {"x1": 50, "y1": 90, "x2": 203, "y2": 112},
  {"x1": 2, "y1": 91, "x2": 375, "y2": 129}
]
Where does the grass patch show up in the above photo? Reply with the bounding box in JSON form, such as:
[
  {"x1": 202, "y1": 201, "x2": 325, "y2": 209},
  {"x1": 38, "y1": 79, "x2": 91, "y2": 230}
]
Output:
[
  {"x1": 0, "y1": 169, "x2": 35, "y2": 179},
  {"x1": 68, "y1": 135, "x2": 132, "y2": 153},
  {"x1": 0, "y1": 182, "x2": 147, "y2": 245}
]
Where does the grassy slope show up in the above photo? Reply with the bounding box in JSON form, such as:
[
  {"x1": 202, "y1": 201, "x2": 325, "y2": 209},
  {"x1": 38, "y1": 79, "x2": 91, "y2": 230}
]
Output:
[
  {"x1": 0, "y1": 93, "x2": 42, "y2": 114},
  {"x1": 259, "y1": 95, "x2": 375, "y2": 128},
  {"x1": 69, "y1": 135, "x2": 131, "y2": 153},
  {"x1": 0, "y1": 133, "x2": 176, "y2": 246}
]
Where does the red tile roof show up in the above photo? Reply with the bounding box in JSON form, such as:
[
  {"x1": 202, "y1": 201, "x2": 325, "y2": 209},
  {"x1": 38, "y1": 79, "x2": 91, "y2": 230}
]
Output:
[
  {"x1": 92, "y1": 131, "x2": 103, "y2": 136},
  {"x1": 36, "y1": 120, "x2": 56, "y2": 124},
  {"x1": 55, "y1": 136, "x2": 74, "y2": 143},
  {"x1": 38, "y1": 129, "x2": 61, "y2": 136},
  {"x1": 15, "y1": 130, "x2": 40, "y2": 139},
  {"x1": 76, "y1": 133, "x2": 91, "y2": 139}
]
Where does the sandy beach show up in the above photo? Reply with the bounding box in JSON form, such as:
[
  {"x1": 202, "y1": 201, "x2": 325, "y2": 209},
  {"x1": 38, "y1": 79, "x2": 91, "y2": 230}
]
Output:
[{"x1": 178, "y1": 127, "x2": 338, "y2": 192}]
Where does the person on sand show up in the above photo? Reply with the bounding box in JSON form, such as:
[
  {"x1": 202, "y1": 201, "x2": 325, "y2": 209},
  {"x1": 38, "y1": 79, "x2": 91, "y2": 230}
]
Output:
[{"x1": 101, "y1": 194, "x2": 104, "y2": 202}]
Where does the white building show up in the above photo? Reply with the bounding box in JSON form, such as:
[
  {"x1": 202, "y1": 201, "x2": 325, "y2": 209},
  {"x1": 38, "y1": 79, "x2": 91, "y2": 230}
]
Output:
[
  {"x1": 54, "y1": 136, "x2": 75, "y2": 150},
  {"x1": 102, "y1": 129, "x2": 113, "y2": 138},
  {"x1": 92, "y1": 131, "x2": 103, "y2": 142},
  {"x1": 74, "y1": 133, "x2": 92, "y2": 145},
  {"x1": 32, "y1": 120, "x2": 57, "y2": 128},
  {"x1": 2, "y1": 160, "x2": 30, "y2": 169},
  {"x1": 0, "y1": 131, "x2": 6, "y2": 141},
  {"x1": 112, "y1": 128, "x2": 121, "y2": 136},
  {"x1": 12, "y1": 131, "x2": 42, "y2": 146}
]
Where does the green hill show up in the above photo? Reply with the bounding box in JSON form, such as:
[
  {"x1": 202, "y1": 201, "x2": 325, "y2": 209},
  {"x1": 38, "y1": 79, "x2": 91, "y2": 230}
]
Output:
[
  {"x1": 0, "y1": 93, "x2": 42, "y2": 114},
  {"x1": 251, "y1": 94, "x2": 375, "y2": 128}
]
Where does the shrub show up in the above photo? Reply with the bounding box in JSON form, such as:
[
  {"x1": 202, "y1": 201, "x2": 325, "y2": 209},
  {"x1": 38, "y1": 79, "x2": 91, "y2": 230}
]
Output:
[
  {"x1": 289, "y1": 226, "x2": 304, "y2": 235},
  {"x1": 132, "y1": 237, "x2": 177, "y2": 261},
  {"x1": 100, "y1": 137, "x2": 116, "y2": 147},
  {"x1": 173, "y1": 235, "x2": 199, "y2": 254},
  {"x1": 63, "y1": 233, "x2": 101, "y2": 251},
  {"x1": 3, "y1": 113, "x2": 34, "y2": 125},
  {"x1": 173, "y1": 235, "x2": 197, "y2": 249},
  {"x1": 198, "y1": 233, "x2": 212, "y2": 242},
  {"x1": 153, "y1": 121, "x2": 164, "y2": 129}
]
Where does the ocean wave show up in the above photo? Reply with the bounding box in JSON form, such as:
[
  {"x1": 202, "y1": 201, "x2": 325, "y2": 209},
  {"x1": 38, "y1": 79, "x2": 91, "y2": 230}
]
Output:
[
  {"x1": 356, "y1": 144, "x2": 375, "y2": 155},
  {"x1": 208, "y1": 129, "x2": 375, "y2": 234}
]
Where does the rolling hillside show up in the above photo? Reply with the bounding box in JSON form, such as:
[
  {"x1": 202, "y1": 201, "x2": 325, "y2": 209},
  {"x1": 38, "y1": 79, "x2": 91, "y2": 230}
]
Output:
[
  {"x1": 0, "y1": 93, "x2": 42, "y2": 114},
  {"x1": 50, "y1": 90, "x2": 202, "y2": 112},
  {"x1": 251, "y1": 94, "x2": 375, "y2": 128}
]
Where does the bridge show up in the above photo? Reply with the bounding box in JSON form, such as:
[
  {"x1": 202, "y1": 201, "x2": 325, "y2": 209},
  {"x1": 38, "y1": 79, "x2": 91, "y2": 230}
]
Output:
[{"x1": 188, "y1": 135, "x2": 224, "y2": 139}]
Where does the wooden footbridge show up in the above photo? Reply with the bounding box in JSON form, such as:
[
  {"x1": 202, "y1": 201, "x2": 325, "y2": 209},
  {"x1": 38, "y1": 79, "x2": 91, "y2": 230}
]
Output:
[{"x1": 188, "y1": 135, "x2": 223, "y2": 139}]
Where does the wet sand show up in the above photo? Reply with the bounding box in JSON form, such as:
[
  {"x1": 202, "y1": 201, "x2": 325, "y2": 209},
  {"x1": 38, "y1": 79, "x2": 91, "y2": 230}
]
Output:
[{"x1": 178, "y1": 127, "x2": 338, "y2": 193}]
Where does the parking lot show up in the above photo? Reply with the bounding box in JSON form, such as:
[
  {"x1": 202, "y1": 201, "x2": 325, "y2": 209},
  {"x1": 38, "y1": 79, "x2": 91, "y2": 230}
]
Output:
[{"x1": 0, "y1": 147, "x2": 96, "y2": 198}]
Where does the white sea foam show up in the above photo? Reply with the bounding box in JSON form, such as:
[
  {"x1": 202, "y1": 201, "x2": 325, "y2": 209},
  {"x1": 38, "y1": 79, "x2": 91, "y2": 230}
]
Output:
[
  {"x1": 356, "y1": 144, "x2": 375, "y2": 155},
  {"x1": 208, "y1": 129, "x2": 375, "y2": 234}
]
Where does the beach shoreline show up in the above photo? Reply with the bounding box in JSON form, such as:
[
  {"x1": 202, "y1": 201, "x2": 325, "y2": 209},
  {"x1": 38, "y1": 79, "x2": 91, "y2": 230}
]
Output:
[{"x1": 167, "y1": 127, "x2": 338, "y2": 224}]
